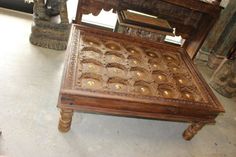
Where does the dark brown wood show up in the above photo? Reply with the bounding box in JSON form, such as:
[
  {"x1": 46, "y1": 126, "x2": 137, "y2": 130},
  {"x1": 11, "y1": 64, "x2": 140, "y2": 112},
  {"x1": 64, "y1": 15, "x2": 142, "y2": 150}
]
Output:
[
  {"x1": 161, "y1": 0, "x2": 221, "y2": 13},
  {"x1": 210, "y1": 59, "x2": 236, "y2": 98},
  {"x1": 75, "y1": 0, "x2": 83, "y2": 24},
  {"x1": 57, "y1": 25, "x2": 224, "y2": 140},
  {"x1": 201, "y1": 0, "x2": 236, "y2": 54},
  {"x1": 184, "y1": 13, "x2": 220, "y2": 59},
  {"x1": 74, "y1": 0, "x2": 222, "y2": 59}
]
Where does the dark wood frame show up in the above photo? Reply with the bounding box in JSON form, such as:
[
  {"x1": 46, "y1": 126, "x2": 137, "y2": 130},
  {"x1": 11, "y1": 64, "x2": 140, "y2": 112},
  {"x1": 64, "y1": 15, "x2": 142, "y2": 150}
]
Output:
[{"x1": 74, "y1": 0, "x2": 222, "y2": 59}]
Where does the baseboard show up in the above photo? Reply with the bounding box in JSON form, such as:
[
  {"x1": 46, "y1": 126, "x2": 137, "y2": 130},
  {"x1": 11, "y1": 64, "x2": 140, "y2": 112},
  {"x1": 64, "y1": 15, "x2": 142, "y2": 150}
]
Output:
[
  {"x1": 0, "y1": 7, "x2": 32, "y2": 18},
  {"x1": 0, "y1": 1, "x2": 33, "y2": 13}
]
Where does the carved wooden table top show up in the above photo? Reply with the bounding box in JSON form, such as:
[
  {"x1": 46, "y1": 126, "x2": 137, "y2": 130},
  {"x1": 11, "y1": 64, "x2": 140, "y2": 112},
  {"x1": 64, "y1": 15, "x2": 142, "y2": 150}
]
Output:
[{"x1": 57, "y1": 25, "x2": 224, "y2": 140}]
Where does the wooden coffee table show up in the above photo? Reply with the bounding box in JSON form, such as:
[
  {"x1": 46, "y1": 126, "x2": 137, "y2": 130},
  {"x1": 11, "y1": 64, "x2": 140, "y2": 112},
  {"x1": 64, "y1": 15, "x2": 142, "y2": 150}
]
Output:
[{"x1": 57, "y1": 25, "x2": 224, "y2": 140}]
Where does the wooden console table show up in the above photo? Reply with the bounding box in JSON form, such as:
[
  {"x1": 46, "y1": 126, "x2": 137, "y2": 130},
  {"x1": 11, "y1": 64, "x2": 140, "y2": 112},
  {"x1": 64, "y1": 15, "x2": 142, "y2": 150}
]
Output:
[{"x1": 57, "y1": 25, "x2": 224, "y2": 140}]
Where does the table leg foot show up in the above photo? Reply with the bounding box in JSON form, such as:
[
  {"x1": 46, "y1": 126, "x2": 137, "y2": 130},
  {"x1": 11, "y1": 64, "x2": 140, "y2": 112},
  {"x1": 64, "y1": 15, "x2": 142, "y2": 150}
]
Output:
[
  {"x1": 58, "y1": 109, "x2": 74, "y2": 133},
  {"x1": 183, "y1": 122, "x2": 205, "y2": 141}
]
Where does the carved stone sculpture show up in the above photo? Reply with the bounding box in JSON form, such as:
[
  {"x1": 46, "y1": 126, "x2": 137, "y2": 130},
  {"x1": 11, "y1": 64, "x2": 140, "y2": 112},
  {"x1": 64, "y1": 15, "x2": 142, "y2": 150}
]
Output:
[
  {"x1": 210, "y1": 43, "x2": 236, "y2": 98},
  {"x1": 210, "y1": 60, "x2": 236, "y2": 98},
  {"x1": 29, "y1": 0, "x2": 70, "y2": 50},
  {"x1": 45, "y1": 0, "x2": 60, "y2": 16}
]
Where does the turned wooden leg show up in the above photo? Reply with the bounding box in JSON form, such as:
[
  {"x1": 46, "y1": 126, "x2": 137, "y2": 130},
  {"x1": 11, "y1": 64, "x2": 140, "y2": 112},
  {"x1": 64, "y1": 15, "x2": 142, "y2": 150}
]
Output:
[
  {"x1": 183, "y1": 122, "x2": 205, "y2": 141},
  {"x1": 58, "y1": 109, "x2": 74, "y2": 133}
]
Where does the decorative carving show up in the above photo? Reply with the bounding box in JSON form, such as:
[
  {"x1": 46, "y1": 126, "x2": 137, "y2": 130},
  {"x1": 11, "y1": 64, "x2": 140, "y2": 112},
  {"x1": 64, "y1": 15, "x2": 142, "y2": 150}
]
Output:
[
  {"x1": 183, "y1": 122, "x2": 206, "y2": 140},
  {"x1": 78, "y1": 0, "x2": 202, "y2": 28},
  {"x1": 68, "y1": 30, "x2": 208, "y2": 103},
  {"x1": 75, "y1": 0, "x2": 222, "y2": 59},
  {"x1": 64, "y1": 27, "x2": 80, "y2": 88},
  {"x1": 62, "y1": 26, "x2": 225, "y2": 111},
  {"x1": 60, "y1": 0, "x2": 69, "y2": 24},
  {"x1": 58, "y1": 25, "x2": 224, "y2": 140},
  {"x1": 32, "y1": 0, "x2": 50, "y2": 20},
  {"x1": 45, "y1": 0, "x2": 60, "y2": 17},
  {"x1": 58, "y1": 109, "x2": 74, "y2": 132},
  {"x1": 29, "y1": 0, "x2": 70, "y2": 50},
  {"x1": 210, "y1": 60, "x2": 236, "y2": 98}
]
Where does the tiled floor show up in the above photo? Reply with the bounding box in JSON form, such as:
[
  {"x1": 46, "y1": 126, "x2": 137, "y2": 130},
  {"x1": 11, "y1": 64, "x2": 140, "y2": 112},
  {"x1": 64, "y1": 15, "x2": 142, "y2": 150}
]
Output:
[{"x1": 0, "y1": 8, "x2": 236, "y2": 157}]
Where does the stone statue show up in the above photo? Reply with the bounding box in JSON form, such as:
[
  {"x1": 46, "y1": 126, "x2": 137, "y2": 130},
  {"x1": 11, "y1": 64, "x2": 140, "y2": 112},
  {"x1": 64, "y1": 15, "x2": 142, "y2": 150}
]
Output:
[
  {"x1": 210, "y1": 42, "x2": 236, "y2": 98},
  {"x1": 26, "y1": 0, "x2": 70, "y2": 50},
  {"x1": 45, "y1": 0, "x2": 60, "y2": 16}
]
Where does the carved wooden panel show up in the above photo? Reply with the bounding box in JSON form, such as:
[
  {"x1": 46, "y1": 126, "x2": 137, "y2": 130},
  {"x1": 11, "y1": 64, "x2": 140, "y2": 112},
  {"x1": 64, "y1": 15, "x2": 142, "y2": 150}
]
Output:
[
  {"x1": 78, "y1": 0, "x2": 203, "y2": 28},
  {"x1": 58, "y1": 25, "x2": 224, "y2": 140},
  {"x1": 62, "y1": 25, "x2": 224, "y2": 112},
  {"x1": 75, "y1": 0, "x2": 222, "y2": 59},
  {"x1": 69, "y1": 30, "x2": 206, "y2": 102}
]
